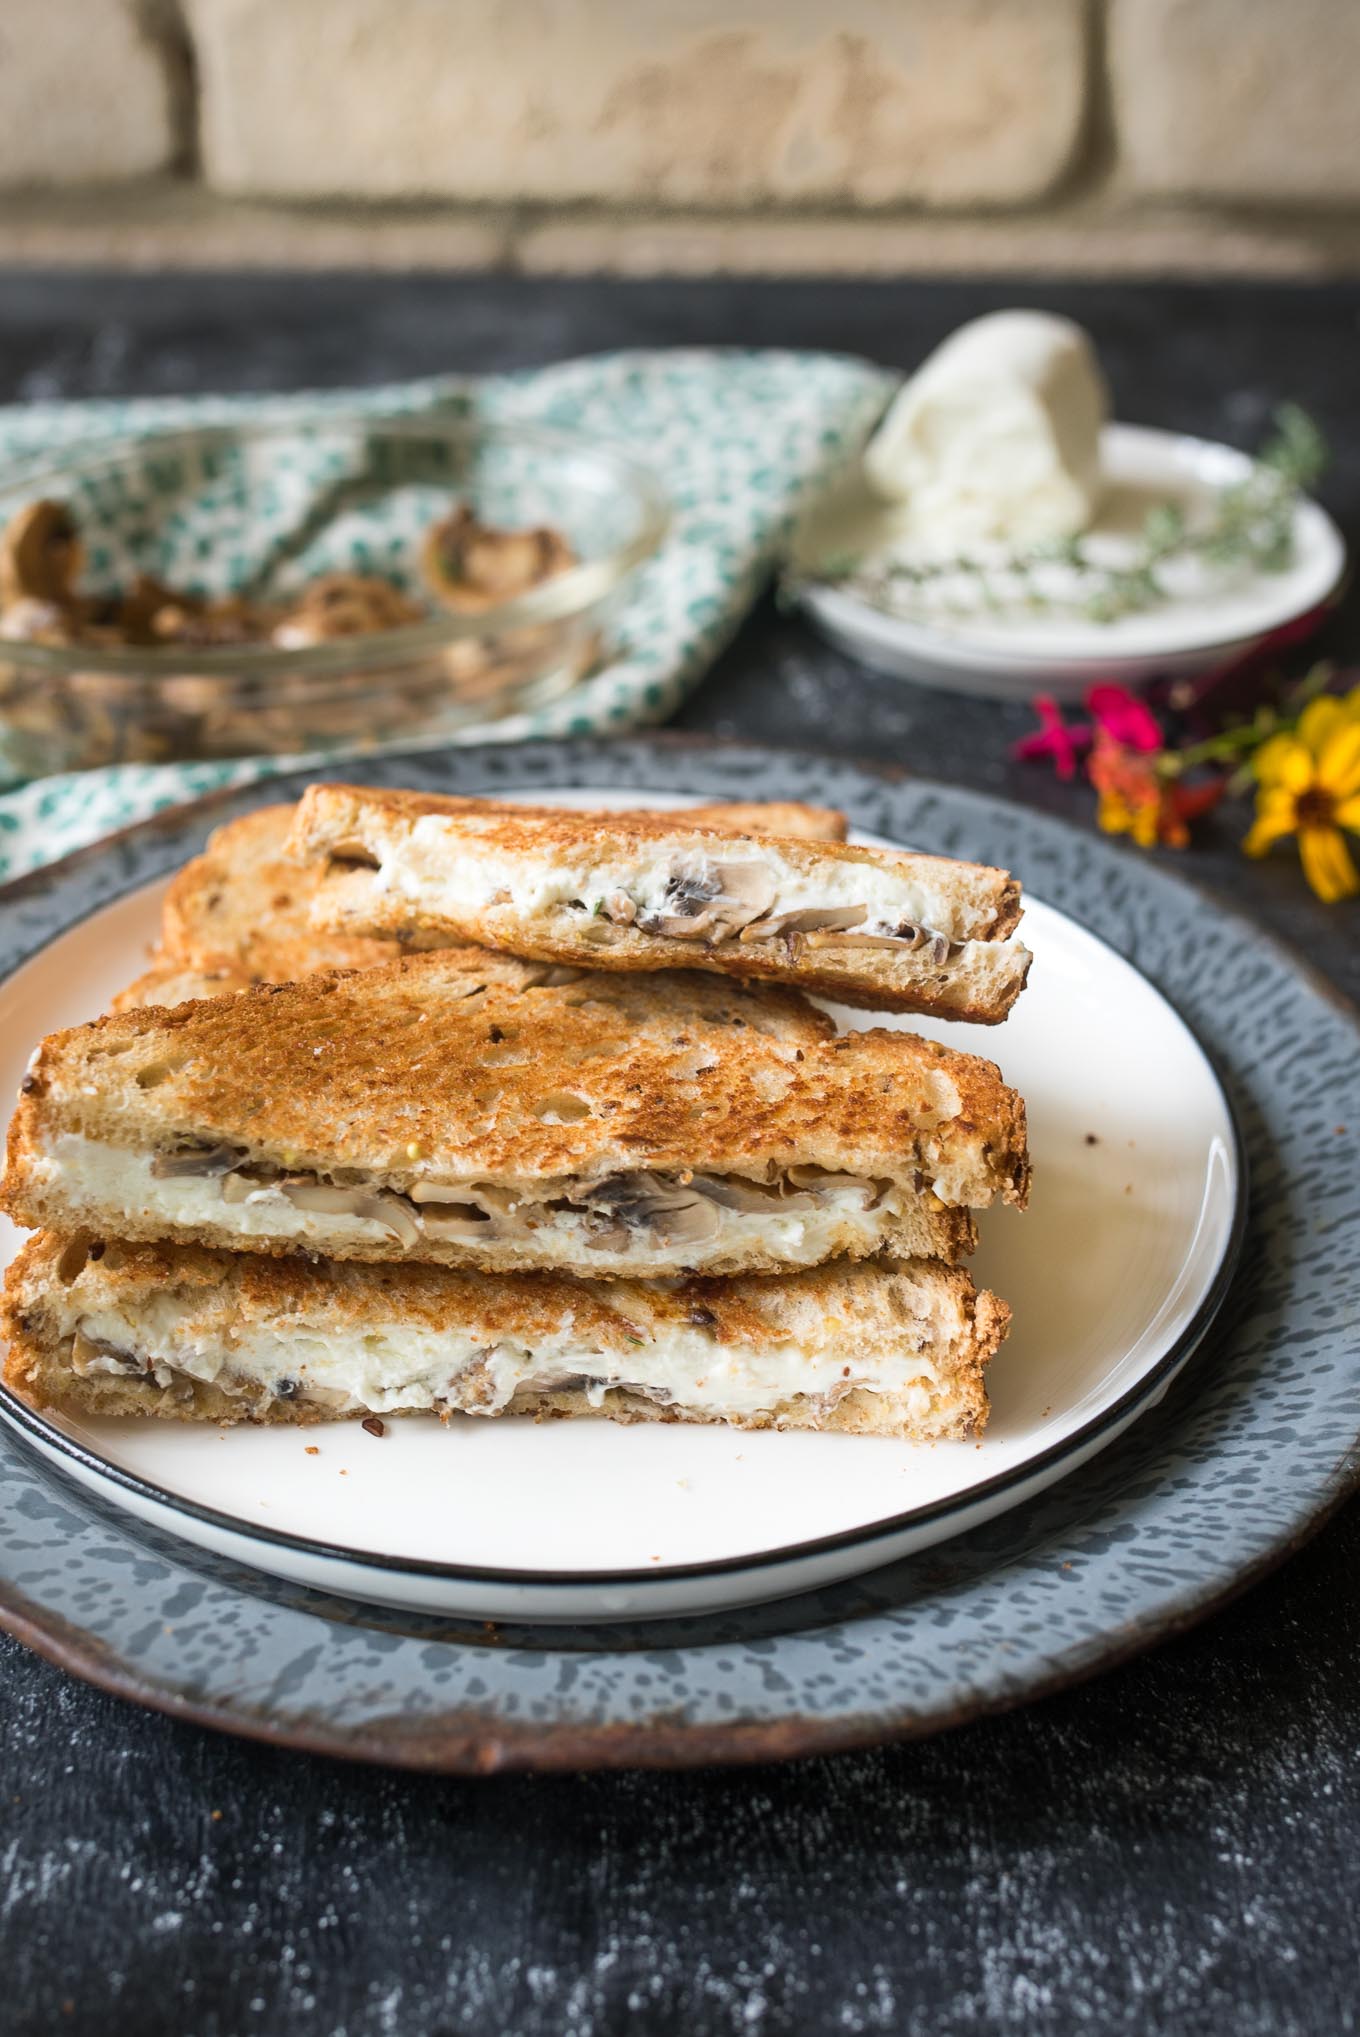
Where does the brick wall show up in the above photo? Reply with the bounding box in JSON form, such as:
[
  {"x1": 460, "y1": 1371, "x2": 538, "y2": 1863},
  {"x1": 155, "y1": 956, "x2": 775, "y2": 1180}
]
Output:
[{"x1": 3, "y1": 0, "x2": 1359, "y2": 273}]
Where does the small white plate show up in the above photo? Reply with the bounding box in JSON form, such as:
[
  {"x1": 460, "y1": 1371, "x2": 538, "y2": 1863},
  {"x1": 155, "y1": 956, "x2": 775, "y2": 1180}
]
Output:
[
  {"x1": 793, "y1": 423, "x2": 1346, "y2": 701},
  {"x1": 0, "y1": 790, "x2": 1242, "y2": 1622}
]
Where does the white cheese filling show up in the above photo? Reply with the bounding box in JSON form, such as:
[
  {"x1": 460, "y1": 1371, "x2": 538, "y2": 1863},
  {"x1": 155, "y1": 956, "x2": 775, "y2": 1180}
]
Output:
[
  {"x1": 72, "y1": 1298, "x2": 946, "y2": 1421},
  {"x1": 32, "y1": 1133, "x2": 938, "y2": 1267},
  {"x1": 376, "y1": 819, "x2": 1002, "y2": 949}
]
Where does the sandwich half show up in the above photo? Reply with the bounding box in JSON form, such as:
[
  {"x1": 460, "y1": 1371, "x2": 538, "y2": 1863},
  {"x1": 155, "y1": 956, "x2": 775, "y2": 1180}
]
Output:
[
  {"x1": 115, "y1": 795, "x2": 847, "y2": 1009},
  {"x1": 5, "y1": 952, "x2": 1028, "y2": 1278},
  {"x1": 288, "y1": 785, "x2": 1032, "y2": 1022},
  {"x1": 3, "y1": 1232, "x2": 1008, "y2": 1440}
]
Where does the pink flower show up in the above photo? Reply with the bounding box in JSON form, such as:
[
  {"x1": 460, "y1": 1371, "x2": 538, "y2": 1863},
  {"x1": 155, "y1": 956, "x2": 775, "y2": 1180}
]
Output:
[
  {"x1": 1012, "y1": 696, "x2": 1090, "y2": 780},
  {"x1": 1086, "y1": 683, "x2": 1163, "y2": 754}
]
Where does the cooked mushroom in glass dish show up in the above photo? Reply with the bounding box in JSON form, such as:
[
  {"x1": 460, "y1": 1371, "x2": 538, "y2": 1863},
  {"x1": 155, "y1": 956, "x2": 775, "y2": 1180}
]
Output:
[{"x1": 0, "y1": 416, "x2": 667, "y2": 779}]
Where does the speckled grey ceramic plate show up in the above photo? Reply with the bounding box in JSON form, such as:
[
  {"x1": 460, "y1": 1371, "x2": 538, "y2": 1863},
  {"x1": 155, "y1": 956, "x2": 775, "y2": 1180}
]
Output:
[
  {"x1": 0, "y1": 741, "x2": 1356, "y2": 1770},
  {"x1": 0, "y1": 789, "x2": 1243, "y2": 1622}
]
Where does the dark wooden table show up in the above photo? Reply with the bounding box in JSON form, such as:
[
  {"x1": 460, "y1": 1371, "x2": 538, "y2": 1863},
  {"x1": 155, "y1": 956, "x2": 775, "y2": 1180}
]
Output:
[{"x1": 1, "y1": 274, "x2": 1356, "y2": 2037}]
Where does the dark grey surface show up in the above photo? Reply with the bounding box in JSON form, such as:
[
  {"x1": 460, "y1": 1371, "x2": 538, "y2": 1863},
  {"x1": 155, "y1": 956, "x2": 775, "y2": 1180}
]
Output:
[{"x1": 0, "y1": 273, "x2": 1357, "y2": 2037}]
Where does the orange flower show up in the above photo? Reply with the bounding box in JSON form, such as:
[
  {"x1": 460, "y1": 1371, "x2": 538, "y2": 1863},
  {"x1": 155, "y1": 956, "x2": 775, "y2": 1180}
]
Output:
[
  {"x1": 1244, "y1": 688, "x2": 1360, "y2": 902},
  {"x1": 1089, "y1": 730, "x2": 1224, "y2": 849}
]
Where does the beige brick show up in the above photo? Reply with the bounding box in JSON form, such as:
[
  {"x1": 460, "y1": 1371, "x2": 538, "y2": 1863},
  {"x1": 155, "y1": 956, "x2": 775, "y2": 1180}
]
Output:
[
  {"x1": 1111, "y1": 0, "x2": 1360, "y2": 204},
  {"x1": 189, "y1": 0, "x2": 1087, "y2": 208},
  {"x1": 0, "y1": 0, "x2": 177, "y2": 186}
]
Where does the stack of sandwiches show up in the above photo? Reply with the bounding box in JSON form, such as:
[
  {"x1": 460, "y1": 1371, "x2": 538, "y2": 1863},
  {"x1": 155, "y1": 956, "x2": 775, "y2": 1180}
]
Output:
[{"x1": 1, "y1": 789, "x2": 1032, "y2": 1444}]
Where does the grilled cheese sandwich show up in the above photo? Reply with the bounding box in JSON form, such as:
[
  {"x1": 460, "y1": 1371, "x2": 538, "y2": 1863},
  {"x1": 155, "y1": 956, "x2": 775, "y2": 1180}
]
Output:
[
  {"x1": 4, "y1": 1233, "x2": 1009, "y2": 1440},
  {"x1": 5, "y1": 953, "x2": 1027, "y2": 1278},
  {"x1": 289, "y1": 786, "x2": 1032, "y2": 1022},
  {"x1": 115, "y1": 796, "x2": 848, "y2": 1009}
]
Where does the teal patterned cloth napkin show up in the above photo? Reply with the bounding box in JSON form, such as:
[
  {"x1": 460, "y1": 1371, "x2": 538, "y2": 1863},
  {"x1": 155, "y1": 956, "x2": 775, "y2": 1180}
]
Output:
[{"x1": 0, "y1": 348, "x2": 890, "y2": 880}]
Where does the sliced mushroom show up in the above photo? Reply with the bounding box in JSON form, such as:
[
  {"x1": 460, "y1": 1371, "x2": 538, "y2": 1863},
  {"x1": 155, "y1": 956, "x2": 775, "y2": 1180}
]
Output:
[
  {"x1": 639, "y1": 869, "x2": 718, "y2": 933},
  {"x1": 221, "y1": 1168, "x2": 280, "y2": 1203},
  {"x1": 278, "y1": 1179, "x2": 423, "y2": 1248},
  {"x1": 415, "y1": 1206, "x2": 502, "y2": 1243},
  {"x1": 407, "y1": 1184, "x2": 492, "y2": 1214},
  {"x1": 421, "y1": 505, "x2": 576, "y2": 615},
  {"x1": 573, "y1": 1172, "x2": 722, "y2": 1245},
  {"x1": 583, "y1": 1220, "x2": 633, "y2": 1251},
  {"x1": 272, "y1": 575, "x2": 426, "y2": 647},
  {"x1": 463, "y1": 1181, "x2": 525, "y2": 1217},
  {"x1": 151, "y1": 1141, "x2": 247, "y2": 1179},
  {"x1": 784, "y1": 1167, "x2": 887, "y2": 1208},
  {"x1": 739, "y1": 905, "x2": 869, "y2": 941},
  {"x1": 641, "y1": 861, "x2": 778, "y2": 944},
  {"x1": 298, "y1": 1382, "x2": 354, "y2": 1414},
  {"x1": 591, "y1": 1378, "x2": 675, "y2": 1407},
  {"x1": 407, "y1": 1184, "x2": 504, "y2": 1242},
  {"x1": 1, "y1": 500, "x2": 83, "y2": 606},
  {"x1": 691, "y1": 1173, "x2": 815, "y2": 1214},
  {"x1": 71, "y1": 1327, "x2": 142, "y2": 1378}
]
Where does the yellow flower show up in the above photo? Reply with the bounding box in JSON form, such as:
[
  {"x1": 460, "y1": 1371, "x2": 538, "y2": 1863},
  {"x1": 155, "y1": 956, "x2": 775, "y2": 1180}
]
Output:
[{"x1": 1244, "y1": 686, "x2": 1360, "y2": 903}]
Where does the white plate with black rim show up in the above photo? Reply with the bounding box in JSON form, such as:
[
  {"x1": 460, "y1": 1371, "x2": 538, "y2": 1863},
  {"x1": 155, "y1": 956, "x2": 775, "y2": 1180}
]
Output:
[
  {"x1": 0, "y1": 789, "x2": 1243, "y2": 1623},
  {"x1": 792, "y1": 423, "x2": 1346, "y2": 701}
]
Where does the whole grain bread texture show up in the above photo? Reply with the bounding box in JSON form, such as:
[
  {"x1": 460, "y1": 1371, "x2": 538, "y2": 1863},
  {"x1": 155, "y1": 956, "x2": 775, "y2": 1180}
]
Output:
[
  {"x1": 114, "y1": 795, "x2": 847, "y2": 1008},
  {"x1": 3, "y1": 1232, "x2": 1007, "y2": 1441},
  {"x1": 4, "y1": 952, "x2": 1026, "y2": 1274},
  {"x1": 288, "y1": 785, "x2": 1031, "y2": 1022}
]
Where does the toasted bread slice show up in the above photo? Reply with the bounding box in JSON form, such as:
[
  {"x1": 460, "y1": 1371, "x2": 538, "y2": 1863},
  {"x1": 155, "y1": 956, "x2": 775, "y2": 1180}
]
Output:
[
  {"x1": 112, "y1": 960, "x2": 257, "y2": 1012},
  {"x1": 127, "y1": 795, "x2": 847, "y2": 1003},
  {"x1": 289, "y1": 785, "x2": 1031, "y2": 1023},
  {"x1": 5, "y1": 952, "x2": 1027, "y2": 1277},
  {"x1": 157, "y1": 803, "x2": 413, "y2": 982},
  {"x1": 111, "y1": 942, "x2": 547, "y2": 1013},
  {"x1": 3, "y1": 1232, "x2": 1007, "y2": 1440}
]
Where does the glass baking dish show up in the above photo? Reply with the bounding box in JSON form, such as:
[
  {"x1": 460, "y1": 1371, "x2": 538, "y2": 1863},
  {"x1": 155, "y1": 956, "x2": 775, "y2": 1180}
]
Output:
[{"x1": 0, "y1": 414, "x2": 669, "y2": 780}]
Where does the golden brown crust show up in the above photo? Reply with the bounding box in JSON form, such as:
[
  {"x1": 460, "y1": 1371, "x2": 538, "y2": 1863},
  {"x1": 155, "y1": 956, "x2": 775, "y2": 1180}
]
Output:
[
  {"x1": 3, "y1": 1233, "x2": 1006, "y2": 1440},
  {"x1": 111, "y1": 959, "x2": 257, "y2": 1012},
  {"x1": 288, "y1": 785, "x2": 1030, "y2": 1020},
  {"x1": 4, "y1": 951, "x2": 1029, "y2": 1223},
  {"x1": 157, "y1": 804, "x2": 424, "y2": 982}
]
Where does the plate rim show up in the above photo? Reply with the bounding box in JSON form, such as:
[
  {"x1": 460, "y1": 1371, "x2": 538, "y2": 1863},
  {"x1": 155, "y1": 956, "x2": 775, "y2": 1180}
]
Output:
[
  {"x1": 0, "y1": 798, "x2": 1247, "y2": 1594},
  {"x1": 795, "y1": 419, "x2": 1347, "y2": 666},
  {"x1": 0, "y1": 734, "x2": 1357, "y2": 1775}
]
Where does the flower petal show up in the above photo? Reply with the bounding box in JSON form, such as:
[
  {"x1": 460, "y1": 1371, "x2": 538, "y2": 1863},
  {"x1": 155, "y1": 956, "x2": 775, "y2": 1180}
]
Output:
[
  {"x1": 1299, "y1": 825, "x2": 1360, "y2": 904},
  {"x1": 1297, "y1": 695, "x2": 1344, "y2": 756},
  {"x1": 1317, "y1": 720, "x2": 1360, "y2": 796},
  {"x1": 1243, "y1": 788, "x2": 1301, "y2": 857},
  {"x1": 1013, "y1": 695, "x2": 1091, "y2": 780},
  {"x1": 1253, "y1": 735, "x2": 1313, "y2": 791},
  {"x1": 1087, "y1": 683, "x2": 1162, "y2": 754},
  {"x1": 1332, "y1": 793, "x2": 1360, "y2": 831}
]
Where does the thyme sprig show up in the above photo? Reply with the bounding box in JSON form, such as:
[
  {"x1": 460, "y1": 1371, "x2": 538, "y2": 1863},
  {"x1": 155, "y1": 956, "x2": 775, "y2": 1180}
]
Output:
[
  {"x1": 798, "y1": 405, "x2": 1327, "y2": 627},
  {"x1": 1158, "y1": 659, "x2": 1338, "y2": 792}
]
